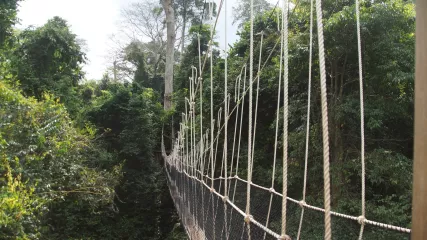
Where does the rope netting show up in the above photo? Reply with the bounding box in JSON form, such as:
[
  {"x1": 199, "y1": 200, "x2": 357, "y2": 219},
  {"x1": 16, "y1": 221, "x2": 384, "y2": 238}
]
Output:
[{"x1": 163, "y1": 0, "x2": 412, "y2": 239}]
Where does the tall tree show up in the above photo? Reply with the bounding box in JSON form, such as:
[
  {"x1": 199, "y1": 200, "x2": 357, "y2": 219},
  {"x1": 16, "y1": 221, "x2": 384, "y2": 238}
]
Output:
[
  {"x1": 232, "y1": 0, "x2": 272, "y2": 27},
  {"x1": 10, "y1": 17, "x2": 86, "y2": 107},
  {"x1": 0, "y1": 0, "x2": 20, "y2": 48},
  {"x1": 162, "y1": 0, "x2": 176, "y2": 110}
]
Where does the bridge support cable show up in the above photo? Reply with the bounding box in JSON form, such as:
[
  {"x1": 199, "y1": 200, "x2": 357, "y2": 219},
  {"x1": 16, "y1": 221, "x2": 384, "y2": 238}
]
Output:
[
  {"x1": 162, "y1": 0, "x2": 414, "y2": 238},
  {"x1": 314, "y1": 0, "x2": 332, "y2": 237}
]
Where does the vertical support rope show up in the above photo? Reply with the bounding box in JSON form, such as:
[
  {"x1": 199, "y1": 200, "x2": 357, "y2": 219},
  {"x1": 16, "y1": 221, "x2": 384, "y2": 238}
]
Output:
[
  {"x1": 315, "y1": 0, "x2": 332, "y2": 238},
  {"x1": 245, "y1": 0, "x2": 254, "y2": 238},
  {"x1": 232, "y1": 67, "x2": 247, "y2": 207},
  {"x1": 297, "y1": 0, "x2": 314, "y2": 238},
  {"x1": 264, "y1": 11, "x2": 284, "y2": 240},
  {"x1": 224, "y1": 0, "x2": 228, "y2": 199},
  {"x1": 271, "y1": 11, "x2": 284, "y2": 189},
  {"x1": 184, "y1": 100, "x2": 191, "y2": 217},
  {"x1": 355, "y1": 0, "x2": 366, "y2": 238},
  {"x1": 214, "y1": 108, "x2": 223, "y2": 179},
  {"x1": 251, "y1": 31, "x2": 264, "y2": 169},
  {"x1": 198, "y1": 34, "x2": 202, "y2": 74},
  {"x1": 229, "y1": 70, "x2": 243, "y2": 197},
  {"x1": 281, "y1": 0, "x2": 290, "y2": 238},
  {"x1": 209, "y1": 1, "x2": 215, "y2": 190},
  {"x1": 236, "y1": 66, "x2": 246, "y2": 178}
]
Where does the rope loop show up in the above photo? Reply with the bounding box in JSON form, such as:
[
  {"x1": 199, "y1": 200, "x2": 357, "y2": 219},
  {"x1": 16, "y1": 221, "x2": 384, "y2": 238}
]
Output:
[
  {"x1": 357, "y1": 216, "x2": 366, "y2": 225},
  {"x1": 244, "y1": 214, "x2": 253, "y2": 224},
  {"x1": 279, "y1": 234, "x2": 291, "y2": 240}
]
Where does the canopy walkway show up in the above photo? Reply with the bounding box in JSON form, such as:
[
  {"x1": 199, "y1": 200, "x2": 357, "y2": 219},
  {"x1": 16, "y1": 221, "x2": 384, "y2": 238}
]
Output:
[{"x1": 162, "y1": 0, "x2": 426, "y2": 239}]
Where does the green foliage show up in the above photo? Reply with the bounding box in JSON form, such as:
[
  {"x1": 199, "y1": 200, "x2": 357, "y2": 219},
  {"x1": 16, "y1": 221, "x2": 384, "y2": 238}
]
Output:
[
  {"x1": 232, "y1": 0, "x2": 273, "y2": 27},
  {"x1": 0, "y1": 0, "x2": 21, "y2": 48},
  {"x1": 0, "y1": 81, "x2": 119, "y2": 239},
  {"x1": 0, "y1": 0, "x2": 416, "y2": 239},
  {"x1": 0, "y1": 2, "x2": 186, "y2": 239},
  {"x1": 73, "y1": 80, "x2": 184, "y2": 240},
  {"x1": 9, "y1": 17, "x2": 86, "y2": 114}
]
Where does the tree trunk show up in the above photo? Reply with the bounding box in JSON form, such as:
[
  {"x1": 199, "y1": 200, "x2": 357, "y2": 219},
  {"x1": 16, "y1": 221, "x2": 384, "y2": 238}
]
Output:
[
  {"x1": 162, "y1": 0, "x2": 175, "y2": 110},
  {"x1": 180, "y1": 0, "x2": 187, "y2": 61}
]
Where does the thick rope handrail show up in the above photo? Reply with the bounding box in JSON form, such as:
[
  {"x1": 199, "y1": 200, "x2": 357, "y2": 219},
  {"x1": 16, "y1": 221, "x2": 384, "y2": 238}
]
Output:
[
  {"x1": 281, "y1": 0, "x2": 290, "y2": 238},
  {"x1": 315, "y1": 0, "x2": 332, "y2": 237}
]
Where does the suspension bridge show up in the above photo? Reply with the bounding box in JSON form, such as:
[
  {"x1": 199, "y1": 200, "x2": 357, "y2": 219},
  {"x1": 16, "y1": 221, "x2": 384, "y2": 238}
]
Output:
[{"x1": 162, "y1": 0, "x2": 426, "y2": 239}]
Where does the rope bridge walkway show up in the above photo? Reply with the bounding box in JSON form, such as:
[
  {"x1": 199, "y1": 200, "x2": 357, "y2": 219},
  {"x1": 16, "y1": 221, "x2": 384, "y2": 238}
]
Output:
[{"x1": 162, "y1": 0, "x2": 412, "y2": 239}]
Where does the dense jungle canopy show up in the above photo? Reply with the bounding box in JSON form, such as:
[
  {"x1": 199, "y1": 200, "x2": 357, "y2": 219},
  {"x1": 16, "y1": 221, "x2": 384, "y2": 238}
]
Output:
[{"x1": 0, "y1": 0, "x2": 415, "y2": 239}]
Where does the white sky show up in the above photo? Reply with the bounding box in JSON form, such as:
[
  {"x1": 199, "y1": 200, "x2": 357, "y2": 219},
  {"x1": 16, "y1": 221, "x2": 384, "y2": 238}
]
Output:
[{"x1": 18, "y1": 0, "x2": 277, "y2": 80}]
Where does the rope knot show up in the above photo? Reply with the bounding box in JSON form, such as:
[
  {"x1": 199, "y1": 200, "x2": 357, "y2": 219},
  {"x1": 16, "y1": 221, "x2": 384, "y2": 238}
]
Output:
[
  {"x1": 244, "y1": 214, "x2": 252, "y2": 224},
  {"x1": 279, "y1": 234, "x2": 291, "y2": 240},
  {"x1": 268, "y1": 187, "x2": 275, "y2": 193},
  {"x1": 210, "y1": 187, "x2": 214, "y2": 193},
  {"x1": 222, "y1": 196, "x2": 228, "y2": 203},
  {"x1": 298, "y1": 200, "x2": 306, "y2": 208},
  {"x1": 198, "y1": 77, "x2": 203, "y2": 81},
  {"x1": 357, "y1": 216, "x2": 366, "y2": 225}
]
